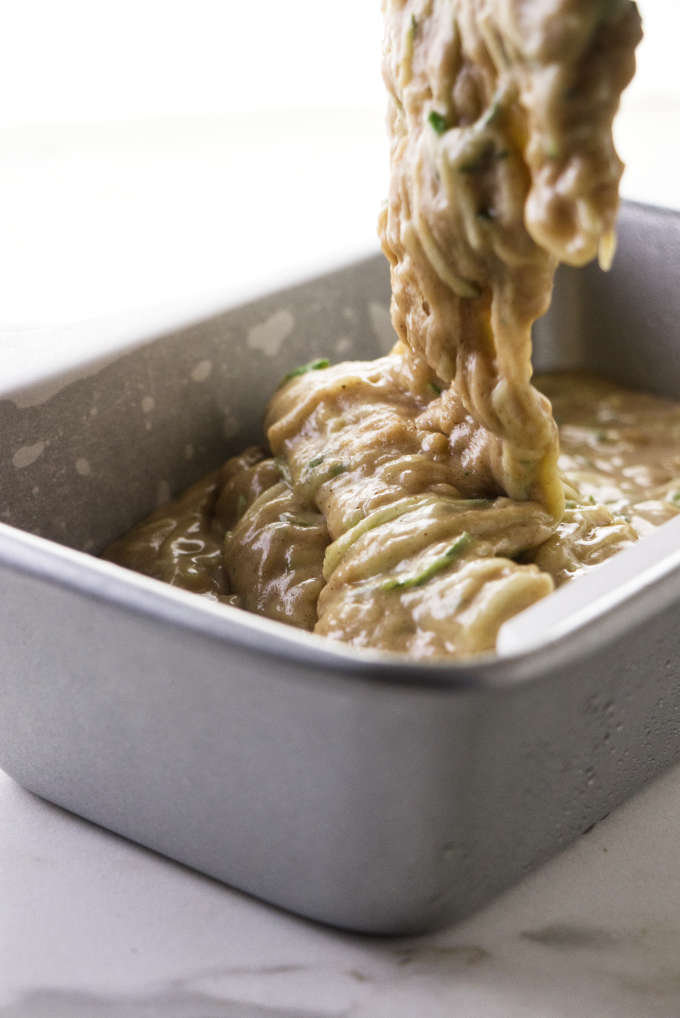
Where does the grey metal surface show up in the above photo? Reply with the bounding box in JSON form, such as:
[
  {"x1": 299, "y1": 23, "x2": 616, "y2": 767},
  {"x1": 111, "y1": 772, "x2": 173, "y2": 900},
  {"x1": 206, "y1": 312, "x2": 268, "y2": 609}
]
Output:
[
  {"x1": 0, "y1": 255, "x2": 393, "y2": 552},
  {"x1": 0, "y1": 201, "x2": 679, "y2": 935}
]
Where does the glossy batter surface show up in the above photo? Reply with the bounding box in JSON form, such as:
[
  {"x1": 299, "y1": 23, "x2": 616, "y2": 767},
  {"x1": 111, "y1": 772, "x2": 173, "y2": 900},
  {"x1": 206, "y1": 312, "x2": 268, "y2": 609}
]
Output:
[
  {"x1": 103, "y1": 373, "x2": 680, "y2": 658},
  {"x1": 379, "y1": 0, "x2": 641, "y2": 516},
  {"x1": 104, "y1": 0, "x2": 646, "y2": 659}
]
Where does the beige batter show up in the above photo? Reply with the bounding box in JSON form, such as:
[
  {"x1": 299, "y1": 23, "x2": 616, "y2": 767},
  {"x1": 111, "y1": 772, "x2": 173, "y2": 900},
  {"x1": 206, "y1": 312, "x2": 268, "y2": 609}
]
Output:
[
  {"x1": 104, "y1": 0, "x2": 649, "y2": 659},
  {"x1": 379, "y1": 0, "x2": 641, "y2": 516},
  {"x1": 104, "y1": 372, "x2": 680, "y2": 659}
]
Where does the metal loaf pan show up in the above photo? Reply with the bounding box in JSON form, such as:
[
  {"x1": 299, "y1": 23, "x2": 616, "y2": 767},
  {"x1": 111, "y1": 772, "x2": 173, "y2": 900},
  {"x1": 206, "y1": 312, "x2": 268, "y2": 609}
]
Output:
[{"x1": 1, "y1": 201, "x2": 679, "y2": 935}]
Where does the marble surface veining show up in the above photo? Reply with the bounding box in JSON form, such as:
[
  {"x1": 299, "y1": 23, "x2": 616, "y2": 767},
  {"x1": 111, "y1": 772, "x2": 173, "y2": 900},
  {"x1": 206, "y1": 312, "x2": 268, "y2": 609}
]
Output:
[{"x1": 4, "y1": 759, "x2": 680, "y2": 1018}]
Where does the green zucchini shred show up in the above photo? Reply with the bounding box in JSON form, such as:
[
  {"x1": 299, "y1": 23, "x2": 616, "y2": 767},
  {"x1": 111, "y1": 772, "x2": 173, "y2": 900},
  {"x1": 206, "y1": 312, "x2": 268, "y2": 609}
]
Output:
[
  {"x1": 428, "y1": 110, "x2": 448, "y2": 135},
  {"x1": 381, "y1": 532, "x2": 472, "y2": 592},
  {"x1": 279, "y1": 358, "x2": 330, "y2": 387}
]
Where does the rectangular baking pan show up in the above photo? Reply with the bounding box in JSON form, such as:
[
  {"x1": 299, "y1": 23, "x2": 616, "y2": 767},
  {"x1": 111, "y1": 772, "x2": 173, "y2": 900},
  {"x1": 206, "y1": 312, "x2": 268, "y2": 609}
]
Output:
[{"x1": 1, "y1": 200, "x2": 679, "y2": 935}]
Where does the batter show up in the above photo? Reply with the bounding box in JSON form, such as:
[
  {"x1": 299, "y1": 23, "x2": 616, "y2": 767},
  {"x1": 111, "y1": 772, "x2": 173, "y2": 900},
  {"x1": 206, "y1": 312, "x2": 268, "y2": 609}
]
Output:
[{"x1": 104, "y1": 0, "x2": 648, "y2": 659}]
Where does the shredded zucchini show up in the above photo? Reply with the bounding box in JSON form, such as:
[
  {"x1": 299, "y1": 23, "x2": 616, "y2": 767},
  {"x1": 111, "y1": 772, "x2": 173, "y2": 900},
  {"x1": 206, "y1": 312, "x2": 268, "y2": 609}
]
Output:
[
  {"x1": 279, "y1": 358, "x2": 330, "y2": 387},
  {"x1": 428, "y1": 110, "x2": 449, "y2": 135},
  {"x1": 381, "y1": 532, "x2": 472, "y2": 591}
]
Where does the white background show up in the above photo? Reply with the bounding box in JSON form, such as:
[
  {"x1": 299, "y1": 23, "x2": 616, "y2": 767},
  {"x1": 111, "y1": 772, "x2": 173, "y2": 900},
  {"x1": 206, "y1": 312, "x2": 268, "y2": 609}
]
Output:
[
  {"x1": 0, "y1": 0, "x2": 676, "y2": 123},
  {"x1": 0, "y1": 1, "x2": 678, "y2": 328}
]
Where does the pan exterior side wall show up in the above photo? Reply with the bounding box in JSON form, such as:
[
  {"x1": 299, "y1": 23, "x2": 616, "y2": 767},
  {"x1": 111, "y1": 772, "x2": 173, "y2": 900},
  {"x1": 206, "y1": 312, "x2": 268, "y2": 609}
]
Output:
[{"x1": 2, "y1": 556, "x2": 680, "y2": 933}]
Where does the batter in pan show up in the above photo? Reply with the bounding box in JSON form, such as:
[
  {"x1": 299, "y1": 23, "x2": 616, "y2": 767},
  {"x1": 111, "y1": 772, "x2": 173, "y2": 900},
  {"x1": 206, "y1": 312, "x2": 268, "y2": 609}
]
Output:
[{"x1": 106, "y1": 0, "x2": 652, "y2": 659}]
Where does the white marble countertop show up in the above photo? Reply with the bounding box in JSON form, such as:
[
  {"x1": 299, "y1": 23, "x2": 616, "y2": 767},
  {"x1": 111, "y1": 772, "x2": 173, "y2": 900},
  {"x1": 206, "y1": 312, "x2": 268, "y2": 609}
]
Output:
[
  {"x1": 4, "y1": 760, "x2": 680, "y2": 1018},
  {"x1": 2, "y1": 86, "x2": 680, "y2": 1018}
]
